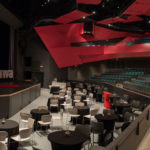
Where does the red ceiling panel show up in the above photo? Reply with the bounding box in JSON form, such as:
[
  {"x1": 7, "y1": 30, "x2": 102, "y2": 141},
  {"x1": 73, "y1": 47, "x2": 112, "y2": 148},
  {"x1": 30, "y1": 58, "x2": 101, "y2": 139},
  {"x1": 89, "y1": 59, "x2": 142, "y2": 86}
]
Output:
[
  {"x1": 122, "y1": 15, "x2": 142, "y2": 23},
  {"x1": 50, "y1": 46, "x2": 104, "y2": 68},
  {"x1": 97, "y1": 17, "x2": 125, "y2": 24},
  {"x1": 123, "y1": 2, "x2": 150, "y2": 15},
  {"x1": 77, "y1": 0, "x2": 102, "y2": 5},
  {"x1": 35, "y1": 23, "x2": 147, "y2": 68},
  {"x1": 143, "y1": 9, "x2": 150, "y2": 16},
  {"x1": 136, "y1": 0, "x2": 150, "y2": 5},
  {"x1": 54, "y1": 10, "x2": 90, "y2": 24}
]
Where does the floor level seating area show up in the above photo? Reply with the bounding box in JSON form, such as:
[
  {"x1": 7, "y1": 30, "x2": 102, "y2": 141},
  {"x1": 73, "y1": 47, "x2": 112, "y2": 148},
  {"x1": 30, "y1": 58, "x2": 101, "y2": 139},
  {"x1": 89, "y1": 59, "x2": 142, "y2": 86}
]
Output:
[{"x1": 1, "y1": 79, "x2": 149, "y2": 150}]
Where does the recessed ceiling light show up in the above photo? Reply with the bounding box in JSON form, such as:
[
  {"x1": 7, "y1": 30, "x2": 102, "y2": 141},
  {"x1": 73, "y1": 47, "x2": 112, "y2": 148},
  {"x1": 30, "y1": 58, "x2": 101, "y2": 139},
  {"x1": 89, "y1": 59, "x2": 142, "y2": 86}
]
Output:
[
  {"x1": 108, "y1": 24, "x2": 111, "y2": 26},
  {"x1": 102, "y1": 5, "x2": 105, "y2": 7},
  {"x1": 83, "y1": 16, "x2": 86, "y2": 19},
  {"x1": 92, "y1": 11, "x2": 96, "y2": 14},
  {"x1": 148, "y1": 20, "x2": 150, "y2": 23}
]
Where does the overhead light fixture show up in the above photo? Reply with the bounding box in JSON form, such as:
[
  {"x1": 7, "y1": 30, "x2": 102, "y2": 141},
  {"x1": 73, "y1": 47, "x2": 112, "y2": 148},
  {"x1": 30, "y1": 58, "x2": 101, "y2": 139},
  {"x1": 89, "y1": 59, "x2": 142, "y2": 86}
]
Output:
[
  {"x1": 83, "y1": 16, "x2": 86, "y2": 19},
  {"x1": 92, "y1": 11, "x2": 96, "y2": 14},
  {"x1": 148, "y1": 20, "x2": 150, "y2": 23}
]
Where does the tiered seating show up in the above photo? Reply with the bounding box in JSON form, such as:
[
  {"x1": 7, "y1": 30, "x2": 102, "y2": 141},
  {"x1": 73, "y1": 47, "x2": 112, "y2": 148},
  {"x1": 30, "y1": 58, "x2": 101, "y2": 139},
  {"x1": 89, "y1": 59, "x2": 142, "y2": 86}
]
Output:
[
  {"x1": 123, "y1": 74, "x2": 150, "y2": 95},
  {"x1": 90, "y1": 68, "x2": 145, "y2": 85}
]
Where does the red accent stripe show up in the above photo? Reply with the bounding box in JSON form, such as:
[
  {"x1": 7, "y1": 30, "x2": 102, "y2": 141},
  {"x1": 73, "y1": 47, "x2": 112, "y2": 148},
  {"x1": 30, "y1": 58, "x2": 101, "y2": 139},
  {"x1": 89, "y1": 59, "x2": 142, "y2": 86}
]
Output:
[{"x1": 0, "y1": 84, "x2": 20, "y2": 88}]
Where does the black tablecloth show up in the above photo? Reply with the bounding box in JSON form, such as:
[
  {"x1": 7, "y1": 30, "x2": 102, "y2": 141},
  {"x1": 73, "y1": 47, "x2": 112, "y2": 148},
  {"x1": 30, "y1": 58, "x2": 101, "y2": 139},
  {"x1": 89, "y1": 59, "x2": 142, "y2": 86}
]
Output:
[
  {"x1": 0, "y1": 120, "x2": 19, "y2": 150},
  {"x1": 0, "y1": 120, "x2": 19, "y2": 136},
  {"x1": 30, "y1": 109, "x2": 50, "y2": 121},
  {"x1": 114, "y1": 103, "x2": 131, "y2": 114},
  {"x1": 95, "y1": 114, "x2": 118, "y2": 131},
  {"x1": 48, "y1": 131, "x2": 87, "y2": 150},
  {"x1": 76, "y1": 106, "x2": 90, "y2": 116},
  {"x1": 50, "y1": 86, "x2": 60, "y2": 94}
]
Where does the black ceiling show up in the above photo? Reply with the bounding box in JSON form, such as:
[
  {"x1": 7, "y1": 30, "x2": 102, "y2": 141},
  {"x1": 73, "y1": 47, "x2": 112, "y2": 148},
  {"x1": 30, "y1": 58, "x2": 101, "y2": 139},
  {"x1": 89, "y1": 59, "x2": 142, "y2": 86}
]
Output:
[{"x1": 1, "y1": 0, "x2": 150, "y2": 34}]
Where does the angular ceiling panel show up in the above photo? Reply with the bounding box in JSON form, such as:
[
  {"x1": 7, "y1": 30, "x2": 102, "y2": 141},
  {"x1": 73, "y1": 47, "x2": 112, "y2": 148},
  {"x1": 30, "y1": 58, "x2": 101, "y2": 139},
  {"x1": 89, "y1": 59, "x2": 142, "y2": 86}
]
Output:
[
  {"x1": 35, "y1": 23, "x2": 145, "y2": 68},
  {"x1": 122, "y1": 15, "x2": 142, "y2": 23},
  {"x1": 97, "y1": 17, "x2": 125, "y2": 24},
  {"x1": 123, "y1": 2, "x2": 150, "y2": 15},
  {"x1": 54, "y1": 10, "x2": 90, "y2": 24}
]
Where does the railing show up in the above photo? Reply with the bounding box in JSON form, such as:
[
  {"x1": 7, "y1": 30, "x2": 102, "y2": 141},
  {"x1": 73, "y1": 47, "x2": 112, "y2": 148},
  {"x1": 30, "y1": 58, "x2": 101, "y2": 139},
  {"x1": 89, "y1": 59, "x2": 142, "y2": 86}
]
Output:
[{"x1": 105, "y1": 105, "x2": 150, "y2": 150}]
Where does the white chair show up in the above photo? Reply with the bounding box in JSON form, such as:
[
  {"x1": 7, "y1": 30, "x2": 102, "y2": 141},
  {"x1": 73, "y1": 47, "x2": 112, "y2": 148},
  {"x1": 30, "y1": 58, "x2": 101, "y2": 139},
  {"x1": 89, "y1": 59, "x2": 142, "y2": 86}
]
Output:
[
  {"x1": 0, "y1": 142, "x2": 7, "y2": 150},
  {"x1": 11, "y1": 128, "x2": 32, "y2": 146},
  {"x1": 37, "y1": 106, "x2": 48, "y2": 110},
  {"x1": 75, "y1": 102, "x2": 85, "y2": 107},
  {"x1": 20, "y1": 112, "x2": 31, "y2": 127},
  {"x1": 38, "y1": 115, "x2": 52, "y2": 133},
  {"x1": 50, "y1": 99, "x2": 59, "y2": 112},
  {"x1": 84, "y1": 109, "x2": 98, "y2": 123},
  {"x1": 68, "y1": 108, "x2": 80, "y2": 124},
  {"x1": 0, "y1": 131, "x2": 8, "y2": 144},
  {"x1": 19, "y1": 118, "x2": 35, "y2": 131},
  {"x1": 61, "y1": 98, "x2": 72, "y2": 111}
]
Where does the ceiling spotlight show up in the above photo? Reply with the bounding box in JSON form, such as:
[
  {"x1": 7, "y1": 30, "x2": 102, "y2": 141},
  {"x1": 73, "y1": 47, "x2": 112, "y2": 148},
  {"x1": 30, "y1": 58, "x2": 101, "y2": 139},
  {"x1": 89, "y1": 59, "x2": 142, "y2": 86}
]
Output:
[
  {"x1": 92, "y1": 11, "x2": 96, "y2": 14},
  {"x1": 102, "y1": 5, "x2": 105, "y2": 7},
  {"x1": 108, "y1": 24, "x2": 111, "y2": 26},
  {"x1": 83, "y1": 16, "x2": 86, "y2": 19},
  {"x1": 117, "y1": 6, "x2": 120, "y2": 8},
  {"x1": 148, "y1": 20, "x2": 150, "y2": 23}
]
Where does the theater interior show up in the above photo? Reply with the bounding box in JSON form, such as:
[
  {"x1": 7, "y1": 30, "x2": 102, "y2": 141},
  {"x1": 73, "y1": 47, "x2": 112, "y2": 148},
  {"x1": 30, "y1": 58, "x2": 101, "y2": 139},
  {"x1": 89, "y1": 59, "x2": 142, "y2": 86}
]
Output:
[{"x1": 0, "y1": 0, "x2": 150, "y2": 150}]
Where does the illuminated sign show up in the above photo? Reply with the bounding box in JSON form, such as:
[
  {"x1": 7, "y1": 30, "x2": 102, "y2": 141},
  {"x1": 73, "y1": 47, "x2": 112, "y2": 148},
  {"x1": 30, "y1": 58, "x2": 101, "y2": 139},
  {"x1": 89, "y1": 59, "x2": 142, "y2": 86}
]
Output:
[{"x1": 0, "y1": 70, "x2": 14, "y2": 79}]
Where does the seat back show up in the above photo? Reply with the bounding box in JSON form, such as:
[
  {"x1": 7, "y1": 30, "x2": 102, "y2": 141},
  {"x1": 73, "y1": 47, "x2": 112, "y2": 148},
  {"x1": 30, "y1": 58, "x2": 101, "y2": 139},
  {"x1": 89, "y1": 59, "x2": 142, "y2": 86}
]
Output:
[
  {"x1": 94, "y1": 104, "x2": 100, "y2": 111},
  {"x1": 68, "y1": 108, "x2": 78, "y2": 115},
  {"x1": 0, "y1": 142, "x2": 7, "y2": 150},
  {"x1": 28, "y1": 118, "x2": 35, "y2": 129},
  {"x1": 89, "y1": 93, "x2": 93, "y2": 99},
  {"x1": 41, "y1": 115, "x2": 52, "y2": 122},
  {"x1": 66, "y1": 98, "x2": 71, "y2": 104},
  {"x1": 74, "y1": 95, "x2": 81, "y2": 100},
  {"x1": 124, "y1": 112, "x2": 133, "y2": 122},
  {"x1": 75, "y1": 124, "x2": 91, "y2": 138},
  {"x1": 75, "y1": 102, "x2": 85, "y2": 107},
  {"x1": 37, "y1": 106, "x2": 48, "y2": 110},
  {"x1": 51, "y1": 99, "x2": 58, "y2": 104},
  {"x1": 91, "y1": 121, "x2": 104, "y2": 134},
  {"x1": 20, "y1": 128, "x2": 32, "y2": 139},
  {"x1": 0, "y1": 131, "x2": 8, "y2": 141},
  {"x1": 90, "y1": 109, "x2": 99, "y2": 116},
  {"x1": 20, "y1": 112, "x2": 31, "y2": 120}
]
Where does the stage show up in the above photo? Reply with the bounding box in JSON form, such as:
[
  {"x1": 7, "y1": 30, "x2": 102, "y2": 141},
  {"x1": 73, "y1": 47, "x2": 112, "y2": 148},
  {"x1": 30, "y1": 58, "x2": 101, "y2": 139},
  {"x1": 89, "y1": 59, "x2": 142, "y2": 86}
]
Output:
[{"x1": 0, "y1": 81, "x2": 41, "y2": 118}]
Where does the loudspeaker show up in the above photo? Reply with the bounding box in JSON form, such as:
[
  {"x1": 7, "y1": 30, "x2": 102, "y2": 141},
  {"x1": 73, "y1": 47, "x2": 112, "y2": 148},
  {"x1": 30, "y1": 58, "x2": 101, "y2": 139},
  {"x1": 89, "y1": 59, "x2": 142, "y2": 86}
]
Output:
[{"x1": 83, "y1": 22, "x2": 93, "y2": 35}]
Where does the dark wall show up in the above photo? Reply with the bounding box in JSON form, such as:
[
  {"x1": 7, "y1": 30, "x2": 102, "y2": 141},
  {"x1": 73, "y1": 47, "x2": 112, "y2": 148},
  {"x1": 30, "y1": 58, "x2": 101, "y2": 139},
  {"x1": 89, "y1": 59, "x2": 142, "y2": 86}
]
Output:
[
  {"x1": 16, "y1": 30, "x2": 67, "y2": 88},
  {"x1": 0, "y1": 21, "x2": 10, "y2": 69}
]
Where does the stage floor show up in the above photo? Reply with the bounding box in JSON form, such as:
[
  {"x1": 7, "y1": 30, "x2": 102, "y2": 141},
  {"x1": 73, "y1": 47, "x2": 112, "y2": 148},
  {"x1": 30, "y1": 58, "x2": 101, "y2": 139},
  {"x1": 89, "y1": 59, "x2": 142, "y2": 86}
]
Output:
[{"x1": 0, "y1": 80, "x2": 40, "y2": 95}]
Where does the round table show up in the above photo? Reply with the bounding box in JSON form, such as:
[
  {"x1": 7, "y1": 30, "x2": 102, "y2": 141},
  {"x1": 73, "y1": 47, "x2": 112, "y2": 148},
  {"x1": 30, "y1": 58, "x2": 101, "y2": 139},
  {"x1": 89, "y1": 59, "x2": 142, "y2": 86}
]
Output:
[
  {"x1": 0, "y1": 119, "x2": 19, "y2": 136},
  {"x1": 114, "y1": 103, "x2": 131, "y2": 114},
  {"x1": 48, "y1": 130, "x2": 88, "y2": 150},
  {"x1": 0, "y1": 120, "x2": 19, "y2": 150},
  {"x1": 95, "y1": 114, "x2": 118, "y2": 131},
  {"x1": 30, "y1": 109, "x2": 50, "y2": 121},
  {"x1": 75, "y1": 106, "x2": 90, "y2": 124},
  {"x1": 76, "y1": 106, "x2": 90, "y2": 116},
  {"x1": 30, "y1": 109, "x2": 50, "y2": 131}
]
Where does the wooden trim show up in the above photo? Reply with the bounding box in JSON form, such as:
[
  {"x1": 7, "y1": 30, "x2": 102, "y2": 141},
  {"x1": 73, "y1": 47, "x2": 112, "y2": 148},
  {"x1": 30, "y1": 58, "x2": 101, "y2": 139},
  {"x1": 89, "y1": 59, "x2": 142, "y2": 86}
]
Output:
[{"x1": 0, "y1": 83, "x2": 40, "y2": 97}]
